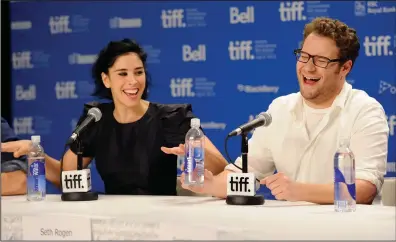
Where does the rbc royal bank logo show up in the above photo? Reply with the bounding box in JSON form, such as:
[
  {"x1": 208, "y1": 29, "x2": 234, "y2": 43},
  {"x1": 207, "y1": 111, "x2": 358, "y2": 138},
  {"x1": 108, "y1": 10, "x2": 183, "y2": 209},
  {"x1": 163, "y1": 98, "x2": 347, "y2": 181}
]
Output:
[
  {"x1": 12, "y1": 51, "x2": 33, "y2": 70},
  {"x1": 229, "y1": 41, "x2": 254, "y2": 60},
  {"x1": 170, "y1": 78, "x2": 195, "y2": 97},
  {"x1": 55, "y1": 81, "x2": 78, "y2": 99},
  {"x1": 182, "y1": 44, "x2": 206, "y2": 62},
  {"x1": 279, "y1": 1, "x2": 306, "y2": 22},
  {"x1": 13, "y1": 117, "x2": 35, "y2": 135},
  {"x1": 161, "y1": 9, "x2": 186, "y2": 28},
  {"x1": 15, "y1": 84, "x2": 36, "y2": 101},
  {"x1": 364, "y1": 35, "x2": 393, "y2": 56},
  {"x1": 48, "y1": 16, "x2": 72, "y2": 34},
  {"x1": 230, "y1": 6, "x2": 255, "y2": 24}
]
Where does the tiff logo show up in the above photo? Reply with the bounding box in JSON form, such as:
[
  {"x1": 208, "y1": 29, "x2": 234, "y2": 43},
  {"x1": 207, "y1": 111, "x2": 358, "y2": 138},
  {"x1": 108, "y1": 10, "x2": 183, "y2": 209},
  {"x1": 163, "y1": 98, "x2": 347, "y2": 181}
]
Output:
[
  {"x1": 55, "y1": 81, "x2": 78, "y2": 99},
  {"x1": 182, "y1": 44, "x2": 206, "y2": 62},
  {"x1": 230, "y1": 6, "x2": 255, "y2": 24},
  {"x1": 229, "y1": 41, "x2": 254, "y2": 60},
  {"x1": 15, "y1": 84, "x2": 36, "y2": 101},
  {"x1": 12, "y1": 51, "x2": 33, "y2": 70},
  {"x1": 387, "y1": 115, "x2": 395, "y2": 136},
  {"x1": 170, "y1": 78, "x2": 195, "y2": 97},
  {"x1": 49, "y1": 15, "x2": 72, "y2": 34},
  {"x1": 229, "y1": 176, "x2": 250, "y2": 192},
  {"x1": 364, "y1": 35, "x2": 393, "y2": 56},
  {"x1": 161, "y1": 9, "x2": 186, "y2": 28},
  {"x1": 226, "y1": 173, "x2": 256, "y2": 196},
  {"x1": 13, "y1": 117, "x2": 35, "y2": 135},
  {"x1": 63, "y1": 174, "x2": 84, "y2": 189},
  {"x1": 279, "y1": 1, "x2": 306, "y2": 22}
]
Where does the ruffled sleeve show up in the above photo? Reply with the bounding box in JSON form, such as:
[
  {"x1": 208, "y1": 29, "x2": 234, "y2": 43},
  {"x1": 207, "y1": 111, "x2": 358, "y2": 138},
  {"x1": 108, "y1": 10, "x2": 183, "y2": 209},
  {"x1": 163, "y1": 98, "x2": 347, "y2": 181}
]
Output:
[
  {"x1": 160, "y1": 104, "x2": 201, "y2": 147},
  {"x1": 69, "y1": 101, "x2": 102, "y2": 158}
]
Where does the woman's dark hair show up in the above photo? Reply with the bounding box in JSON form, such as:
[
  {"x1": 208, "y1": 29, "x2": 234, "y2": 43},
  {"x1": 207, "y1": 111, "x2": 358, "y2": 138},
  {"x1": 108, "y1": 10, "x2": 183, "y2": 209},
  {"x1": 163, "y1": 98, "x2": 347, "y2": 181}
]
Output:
[{"x1": 91, "y1": 38, "x2": 150, "y2": 100}]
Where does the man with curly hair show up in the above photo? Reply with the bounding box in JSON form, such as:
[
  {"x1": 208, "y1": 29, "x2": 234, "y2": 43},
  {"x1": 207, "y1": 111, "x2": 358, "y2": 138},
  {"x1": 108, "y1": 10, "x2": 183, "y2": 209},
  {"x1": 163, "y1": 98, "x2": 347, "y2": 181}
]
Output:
[{"x1": 181, "y1": 17, "x2": 389, "y2": 205}]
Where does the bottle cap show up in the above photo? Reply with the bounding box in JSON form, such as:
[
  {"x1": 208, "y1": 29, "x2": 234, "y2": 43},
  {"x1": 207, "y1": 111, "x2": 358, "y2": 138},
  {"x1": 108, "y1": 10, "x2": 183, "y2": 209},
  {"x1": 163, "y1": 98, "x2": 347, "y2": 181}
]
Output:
[
  {"x1": 31, "y1": 135, "x2": 41, "y2": 143},
  {"x1": 190, "y1": 118, "x2": 200, "y2": 128}
]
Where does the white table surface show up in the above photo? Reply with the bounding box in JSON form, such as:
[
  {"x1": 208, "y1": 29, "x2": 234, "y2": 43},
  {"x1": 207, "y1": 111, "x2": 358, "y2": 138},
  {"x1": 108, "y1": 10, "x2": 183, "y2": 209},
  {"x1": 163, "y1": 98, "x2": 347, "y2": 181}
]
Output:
[{"x1": 2, "y1": 195, "x2": 395, "y2": 240}]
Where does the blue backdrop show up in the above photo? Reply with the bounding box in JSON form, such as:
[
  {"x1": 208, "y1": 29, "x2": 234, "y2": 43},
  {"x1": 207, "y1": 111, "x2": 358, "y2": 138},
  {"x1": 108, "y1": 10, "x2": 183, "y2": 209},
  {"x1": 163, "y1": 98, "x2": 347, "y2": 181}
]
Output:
[{"x1": 9, "y1": 1, "x2": 395, "y2": 195}]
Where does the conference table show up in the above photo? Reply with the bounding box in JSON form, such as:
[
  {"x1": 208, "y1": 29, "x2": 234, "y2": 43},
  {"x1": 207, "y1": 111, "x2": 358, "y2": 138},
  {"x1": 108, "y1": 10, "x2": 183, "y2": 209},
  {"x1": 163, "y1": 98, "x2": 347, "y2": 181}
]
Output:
[{"x1": 2, "y1": 194, "x2": 395, "y2": 240}]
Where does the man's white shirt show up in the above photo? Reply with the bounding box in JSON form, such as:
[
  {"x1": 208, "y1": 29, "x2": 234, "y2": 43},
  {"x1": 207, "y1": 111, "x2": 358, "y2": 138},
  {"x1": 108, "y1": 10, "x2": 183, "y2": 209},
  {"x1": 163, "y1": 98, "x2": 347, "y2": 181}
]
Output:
[{"x1": 225, "y1": 82, "x2": 389, "y2": 193}]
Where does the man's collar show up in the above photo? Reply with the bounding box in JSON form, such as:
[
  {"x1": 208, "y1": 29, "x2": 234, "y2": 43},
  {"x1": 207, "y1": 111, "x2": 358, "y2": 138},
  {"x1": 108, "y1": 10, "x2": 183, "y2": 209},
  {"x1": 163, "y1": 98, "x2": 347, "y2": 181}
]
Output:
[{"x1": 289, "y1": 81, "x2": 352, "y2": 114}]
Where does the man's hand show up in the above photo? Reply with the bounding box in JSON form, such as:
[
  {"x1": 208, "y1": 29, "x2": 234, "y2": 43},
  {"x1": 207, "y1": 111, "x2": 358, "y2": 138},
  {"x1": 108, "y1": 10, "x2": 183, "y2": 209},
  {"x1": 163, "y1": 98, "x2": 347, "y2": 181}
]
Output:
[
  {"x1": 161, "y1": 144, "x2": 185, "y2": 156},
  {"x1": 1, "y1": 140, "x2": 32, "y2": 158},
  {"x1": 261, "y1": 172, "x2": 300, "y2": 201},
  {"x1": 179, "y1": 169, "x2": 215, "y2": 195}
]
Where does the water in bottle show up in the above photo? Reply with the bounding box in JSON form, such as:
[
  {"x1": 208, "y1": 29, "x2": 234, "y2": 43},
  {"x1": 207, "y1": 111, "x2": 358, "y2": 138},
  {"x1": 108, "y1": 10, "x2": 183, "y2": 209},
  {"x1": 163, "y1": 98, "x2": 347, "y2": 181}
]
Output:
[
  {"x1": 27, "y1": 135, "x2": 46, "y2": 201},
  {"x1": 184, "y1": 118, "x2": 205, "y2": 186},
  {"x1": 334, "y1": 138, "x2": 356, "y2": 212}
]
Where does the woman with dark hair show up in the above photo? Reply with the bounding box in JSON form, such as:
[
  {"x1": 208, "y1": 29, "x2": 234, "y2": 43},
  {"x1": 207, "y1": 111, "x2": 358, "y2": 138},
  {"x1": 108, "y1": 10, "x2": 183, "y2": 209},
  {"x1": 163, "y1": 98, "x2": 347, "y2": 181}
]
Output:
[{"x1": 2, "y1": 39, "x2": 228, "y2": 195}]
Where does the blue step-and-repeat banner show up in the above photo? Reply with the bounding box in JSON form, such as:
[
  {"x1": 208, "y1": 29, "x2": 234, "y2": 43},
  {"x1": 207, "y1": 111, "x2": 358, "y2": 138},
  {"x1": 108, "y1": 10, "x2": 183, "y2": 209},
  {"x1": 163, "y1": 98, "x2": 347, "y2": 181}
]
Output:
[{"x1": 9, "y1": 1, "x2": 395, "y2": 194}]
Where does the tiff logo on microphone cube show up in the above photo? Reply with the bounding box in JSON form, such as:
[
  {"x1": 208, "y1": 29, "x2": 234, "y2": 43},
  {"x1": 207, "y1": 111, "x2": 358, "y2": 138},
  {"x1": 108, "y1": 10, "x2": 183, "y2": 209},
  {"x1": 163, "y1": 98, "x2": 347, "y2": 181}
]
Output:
[
  {"x1": 161, "y1": 9, "x2": 186, "y2": 28},
  {"x1": 230, "y1": 6, "x2": 255, "y2": 24},
  {"x1": 182, "y1": 44, "x2": 206, "y2": 62},
  {"x1": 227, "y1": 173, "x2": 256, "y2": 196},
  {"x1": 62, "y1": 169, "x2": 92, "y2": 193},
  {"x1": 229, "y1": 41, "x2": 254, "y2": 60},
  {"x1": 279, "y1": 1, "x2": 306, "y2": 22},
  {"x1": 364, "y1": 35, "x2": 393, "y2": 56}
]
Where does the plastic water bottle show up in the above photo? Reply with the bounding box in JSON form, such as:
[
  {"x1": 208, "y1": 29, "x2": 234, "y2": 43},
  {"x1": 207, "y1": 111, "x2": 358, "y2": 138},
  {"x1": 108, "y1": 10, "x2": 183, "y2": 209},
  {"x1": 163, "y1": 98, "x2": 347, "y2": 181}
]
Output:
[
  {"x1": 27, "y1": 135, "x2": 46, "y2": 201},
  {"x1": 184, "y1": 118, "x2": 205, "y2": 186},
  {"x1": 334, "y1": 138, "x2": 356, "y2": 212}
]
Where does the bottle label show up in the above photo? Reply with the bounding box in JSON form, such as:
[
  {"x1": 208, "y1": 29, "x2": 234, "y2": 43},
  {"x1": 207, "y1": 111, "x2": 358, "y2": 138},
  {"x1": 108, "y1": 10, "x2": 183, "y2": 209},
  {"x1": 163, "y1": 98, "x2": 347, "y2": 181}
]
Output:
[
  {"x1": 28, "y1": 160, "x2": 46, "y2": 193},
  {"x1": 334, "y1": 167, "x2": 356, "y2": 201},
  {"x1": 184, "y1": 146, "x2": 203, "y2": 173},
  {"x1": 29, "y1": 160, "x2": 45, "y2": 176}
]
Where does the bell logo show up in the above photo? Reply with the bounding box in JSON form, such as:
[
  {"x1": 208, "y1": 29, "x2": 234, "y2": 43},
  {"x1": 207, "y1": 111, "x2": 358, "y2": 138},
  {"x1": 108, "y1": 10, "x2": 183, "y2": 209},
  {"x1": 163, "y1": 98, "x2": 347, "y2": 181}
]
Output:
[
  {"x1": 161, "y1": 9, "x2": 186, "y2": 28},
  {"x1": 170, "y1": 78, "x2": 195, "y2": 97},
  {"x1": 279, "y1": 1, "x2": 306, "y2": 22},
  {"x1": 364, "y1": 35, "x2": 393, "y2": 56},
  {"x1": 15, "y1": 84, "x2": 36, "y2": 101},
  {"x1": 229, "y1": 41, "x2": 254, "y2": 60},
  {"x1": 230, "y1": 6, "x2": 255, "y2": 24},
  {"x1": 182, "y1": 44, "x2": 206, "y2": 62}
]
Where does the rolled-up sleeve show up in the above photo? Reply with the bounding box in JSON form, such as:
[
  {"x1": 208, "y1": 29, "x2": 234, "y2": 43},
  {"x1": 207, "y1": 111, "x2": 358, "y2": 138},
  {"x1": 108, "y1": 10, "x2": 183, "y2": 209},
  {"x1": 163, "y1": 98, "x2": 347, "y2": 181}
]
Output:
[
  {"x1": 350, "y1": 102, "x2": 389, "y2": 194},
  {"x1": 1, "y1": 117, "x2": 28, "y2": 173}
]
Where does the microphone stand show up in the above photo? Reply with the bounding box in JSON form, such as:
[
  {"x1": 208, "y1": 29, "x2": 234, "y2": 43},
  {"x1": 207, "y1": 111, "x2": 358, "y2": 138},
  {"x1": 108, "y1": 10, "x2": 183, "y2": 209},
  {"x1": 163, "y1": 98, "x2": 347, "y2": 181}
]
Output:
[
  {"x1": 61, "y1": 137, "x2": 99, "y2": 201},
  {"x1": 226, "y1": 132, "x2": 265, "y2": 205}
]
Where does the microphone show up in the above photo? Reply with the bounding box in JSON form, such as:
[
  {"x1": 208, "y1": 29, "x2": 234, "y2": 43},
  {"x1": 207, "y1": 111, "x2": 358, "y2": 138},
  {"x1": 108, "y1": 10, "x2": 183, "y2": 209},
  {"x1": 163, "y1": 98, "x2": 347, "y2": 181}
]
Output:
[
  {"x1": 67, "y1": 107, "x2": 102, "y2": 145},
  {"x1": 225, "y1": 112, "x2": 272, "y2": 206},
  {"x1": 228, "y1": 112, "x2": 272, "y2": 137}
]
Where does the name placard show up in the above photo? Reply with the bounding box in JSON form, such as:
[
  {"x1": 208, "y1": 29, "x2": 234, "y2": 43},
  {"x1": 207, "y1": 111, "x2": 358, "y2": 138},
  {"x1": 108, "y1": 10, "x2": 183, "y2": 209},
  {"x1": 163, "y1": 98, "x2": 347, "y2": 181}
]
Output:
[{"x1": 22, "y1": 215, "x2": 91, "y2": 240}]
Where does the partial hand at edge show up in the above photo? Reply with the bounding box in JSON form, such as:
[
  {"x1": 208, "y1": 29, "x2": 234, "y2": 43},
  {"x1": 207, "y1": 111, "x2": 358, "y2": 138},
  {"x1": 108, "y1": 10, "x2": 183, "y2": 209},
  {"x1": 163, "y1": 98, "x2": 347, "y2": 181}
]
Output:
[
  {"x1": 160, "y1": 143, "x2": 185, "y2": 156},
  {"x1": 1, "y1": 140, "x2": 32, "y2": 158}
]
